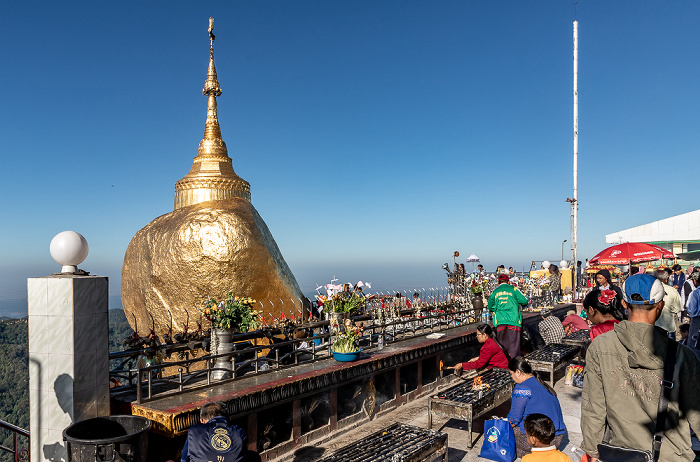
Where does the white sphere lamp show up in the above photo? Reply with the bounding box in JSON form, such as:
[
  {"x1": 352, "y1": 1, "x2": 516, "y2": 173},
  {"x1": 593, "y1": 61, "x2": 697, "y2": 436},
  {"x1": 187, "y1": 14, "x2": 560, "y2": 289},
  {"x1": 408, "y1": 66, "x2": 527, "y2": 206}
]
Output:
[
  {"x1": 50, "y1": 231, "x2": 89, "y2": 273},
  {"x1": 542, "y1": 260, "x2": 551, "y2": 270},
  {"x1": 560, "y1": 260, "x2": 569, "y2": 269}
]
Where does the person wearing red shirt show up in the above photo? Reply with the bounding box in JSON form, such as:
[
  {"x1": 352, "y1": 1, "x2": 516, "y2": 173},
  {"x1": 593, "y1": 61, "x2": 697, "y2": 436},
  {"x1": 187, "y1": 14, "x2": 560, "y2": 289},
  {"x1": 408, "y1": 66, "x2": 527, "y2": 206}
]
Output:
[
  {"x1": 562, "y1": 310, "x2": 589, "y2": 334},
  {"x1": 454, "y1": 323, "x2": 510, "y2": 372},
  {"x1": 582, "y1": 289, "x2": 626, "y2": 340}
]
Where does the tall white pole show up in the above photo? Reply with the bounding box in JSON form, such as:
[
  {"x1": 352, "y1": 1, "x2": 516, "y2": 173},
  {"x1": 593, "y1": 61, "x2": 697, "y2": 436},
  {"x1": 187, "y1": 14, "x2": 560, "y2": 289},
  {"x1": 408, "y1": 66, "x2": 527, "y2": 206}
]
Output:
[{"x1": 571, "y1": 19, "x2": 579, "y2": 293}]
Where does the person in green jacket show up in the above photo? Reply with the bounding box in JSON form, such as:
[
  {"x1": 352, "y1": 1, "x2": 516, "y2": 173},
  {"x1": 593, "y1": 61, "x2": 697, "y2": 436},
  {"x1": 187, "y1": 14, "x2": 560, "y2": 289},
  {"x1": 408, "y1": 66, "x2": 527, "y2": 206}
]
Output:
[
  {"x1": 581, "y1": 274, "x2": 700, "y2": 462},
  {"x1": 488, "y1": 273, "x2": 529, "y2": 358}
]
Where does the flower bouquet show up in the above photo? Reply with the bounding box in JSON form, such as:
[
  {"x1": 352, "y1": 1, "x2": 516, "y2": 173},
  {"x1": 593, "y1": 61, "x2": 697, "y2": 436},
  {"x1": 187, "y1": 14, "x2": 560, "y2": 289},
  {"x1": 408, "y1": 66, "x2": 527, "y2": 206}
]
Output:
[
  {"x1": 204, "y1": 292, "x2": 262, "y2": 332},
  {"x1": 467, "y1": 274, "x2": 489, "y2": 295},
  {"x1": 318, "y1": 291, "x2": 365, "y2": 314}
]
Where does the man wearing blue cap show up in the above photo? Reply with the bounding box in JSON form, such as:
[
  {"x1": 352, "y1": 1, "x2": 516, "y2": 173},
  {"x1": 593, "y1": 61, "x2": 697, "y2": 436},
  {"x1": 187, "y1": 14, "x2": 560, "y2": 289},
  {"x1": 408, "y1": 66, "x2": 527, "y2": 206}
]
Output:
[{"x1": 580, "y1": 274, "x2": 700, "y2": 462}]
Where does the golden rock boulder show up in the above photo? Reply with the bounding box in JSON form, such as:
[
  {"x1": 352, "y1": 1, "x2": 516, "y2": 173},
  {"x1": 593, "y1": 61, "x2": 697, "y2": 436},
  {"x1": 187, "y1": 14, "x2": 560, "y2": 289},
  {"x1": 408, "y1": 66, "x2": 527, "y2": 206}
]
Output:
[{"x1": 121, "y1": 198, "x2": 302, "y2": 334}]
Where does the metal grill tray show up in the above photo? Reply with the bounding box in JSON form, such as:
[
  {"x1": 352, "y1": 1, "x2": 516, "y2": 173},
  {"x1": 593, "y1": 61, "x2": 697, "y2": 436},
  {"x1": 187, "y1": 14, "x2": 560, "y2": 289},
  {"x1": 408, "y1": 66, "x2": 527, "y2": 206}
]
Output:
[
  {"x1": 526, "y1": 343, "x2": 579, "y2": 362},
  {"x1": 525, "y1": 343, "x2": 580, "y2": 387},
  {"x1": 561, "y1": 329, "x2": 590, "y2": 343},
  {"x1": 429, "y1": 368, "x2": 514, "y2": 448},
  {"x1": 317, "y1": 422, "x2": 448, "y2": 462},
  {"x1": 435, "y1": 368, "x2": 512, "y2": 404}
]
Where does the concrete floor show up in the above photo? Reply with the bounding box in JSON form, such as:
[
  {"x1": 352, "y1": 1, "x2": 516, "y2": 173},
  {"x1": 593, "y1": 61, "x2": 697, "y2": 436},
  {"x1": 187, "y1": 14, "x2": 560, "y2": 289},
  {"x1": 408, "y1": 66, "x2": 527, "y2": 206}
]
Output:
[
  {"x1": 283, "y1": 371, "x2": 585, "y2": 462},
  {"x1": 282, "y1": 371, "x2": 700, "y2": 462}
]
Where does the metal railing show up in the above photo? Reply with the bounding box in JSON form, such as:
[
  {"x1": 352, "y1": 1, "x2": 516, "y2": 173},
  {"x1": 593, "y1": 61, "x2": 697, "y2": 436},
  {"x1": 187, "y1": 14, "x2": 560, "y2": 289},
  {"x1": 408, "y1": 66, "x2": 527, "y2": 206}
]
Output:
[
  {"x1": 0, "y1": 419, "x2": 29, "y2": 462},
  {"x1": 110, "y1": 298, "x2": 483, "y2": 404}
]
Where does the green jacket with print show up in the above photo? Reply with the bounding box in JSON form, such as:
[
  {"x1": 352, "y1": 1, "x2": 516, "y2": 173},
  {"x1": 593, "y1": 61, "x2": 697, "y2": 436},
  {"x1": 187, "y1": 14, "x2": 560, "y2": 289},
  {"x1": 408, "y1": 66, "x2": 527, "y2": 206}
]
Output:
[
  {"x1": 581, "y1": 321, "x2": 700, "y2": 461},
  {"x1": 487, "y1": 283, "x2": 528, "y2": 327}
]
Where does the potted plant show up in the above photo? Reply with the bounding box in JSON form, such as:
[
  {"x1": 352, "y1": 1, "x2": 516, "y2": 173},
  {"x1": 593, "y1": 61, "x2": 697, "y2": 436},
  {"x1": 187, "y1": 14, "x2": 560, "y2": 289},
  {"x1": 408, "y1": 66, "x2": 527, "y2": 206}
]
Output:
[
  {"x1": 331, "y1": 320, "x2": 364, "y2": 362},
  {"x1": 204, "y1": 292, "x2": 261, "y2": 379},
  {"x1": 319, "y1": 291, "x2": 365, "y2": 331},
  {"x1": 467, "y1": 274, "x2": 489, "y2": 311}
]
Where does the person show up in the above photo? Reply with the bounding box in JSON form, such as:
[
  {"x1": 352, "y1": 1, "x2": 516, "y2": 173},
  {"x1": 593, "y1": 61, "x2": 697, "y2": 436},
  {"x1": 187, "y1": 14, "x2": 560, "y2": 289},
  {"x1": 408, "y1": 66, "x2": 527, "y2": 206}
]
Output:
[
  {"x1": 538, "y1": 308, "x2": 566, "y2": 345},
  {"x1": 497, "y1": 264, "x2": 507, "y2": 275},
  {"x1": 453, "y1": 323, "x2": 509, "y2": 372},
  {"x1": 679, "y1": 323, "x2": 690, "y2": 346},
  {"x1": 654, "y1": 269, "x2": 682, "y2": 339},
  {"x1": 181, "y1": 401, "x2": 247, "y2": 462},
  {"x1": 684, "y1": 281, "x2": 700, "y2": 355},
  {"x1": 507, "y1": 356, "x2": 567, "y2": 458},
  {"x1": 576, "y1": 261, "x2": 583, "y2": 287},
  {"x1": 671, "y1": 263, "x2": 686, "y2": 292},
  {"x1": 581, "y1": 274, "x2": 700, "y2": 462},
  {"x1": 488, "y1": 273, "x2": 529, "y2": 358},
  {"x1": 477, "y1": 264, "x2": 485, "y2": 274},
  {"x1": 509, "y1": 266, "x2": 516, "y2": 276},
  {"x1": 547, "y1": 265, "x2": 561, "y2": 301},
  {"x1": 582, "y1": 289, "x2": 626, "y2": 340},
  {"x1": 594, "y1": 269, "x2": 623, "y2": 305},
  {"x1": 680, "y1": 270, "x2": 699, "y2": 314},
  {"x1": 521, "y1": 414, "x2": 572, "y2": 462},
  {"x1": 562, "y1": 309, "x2": 588, "y2": 334}
]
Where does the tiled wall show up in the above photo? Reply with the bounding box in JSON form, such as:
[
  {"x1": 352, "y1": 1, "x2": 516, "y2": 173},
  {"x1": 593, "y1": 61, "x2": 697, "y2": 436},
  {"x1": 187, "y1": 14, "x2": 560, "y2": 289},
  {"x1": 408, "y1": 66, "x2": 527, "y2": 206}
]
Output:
[{"x1": 28, "y1": 275, "x2": 109, "y2": 461}]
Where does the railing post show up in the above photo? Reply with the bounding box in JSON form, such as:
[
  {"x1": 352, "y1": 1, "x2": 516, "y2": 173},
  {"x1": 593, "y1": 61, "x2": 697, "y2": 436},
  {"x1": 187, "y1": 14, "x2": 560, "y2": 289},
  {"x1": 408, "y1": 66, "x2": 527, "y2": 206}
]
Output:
[{"x1": 136, "y1": 369, "x2": 142, "y2": 404}]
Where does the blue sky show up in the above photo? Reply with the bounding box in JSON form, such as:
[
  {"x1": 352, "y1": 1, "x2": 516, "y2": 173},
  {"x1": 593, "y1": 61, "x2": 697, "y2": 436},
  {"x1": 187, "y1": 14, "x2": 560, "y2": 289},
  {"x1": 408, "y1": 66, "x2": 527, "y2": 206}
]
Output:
[{"x1": 1, "y1": 1, "x2": 698, "y2": 302}]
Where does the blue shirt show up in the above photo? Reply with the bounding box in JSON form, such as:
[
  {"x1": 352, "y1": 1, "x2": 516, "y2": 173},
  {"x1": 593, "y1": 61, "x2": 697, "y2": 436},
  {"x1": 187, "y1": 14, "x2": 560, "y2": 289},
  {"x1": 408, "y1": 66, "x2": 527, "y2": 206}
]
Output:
[
  {"x1": 687, "y1": 288, "x2": 700, "y2": 318},
  {"x1": 181, "y1": 416, "x2": 247, "y2": 462},
  {"x1": 507, "y1": 376, "x2": 566, "y2": 435}
]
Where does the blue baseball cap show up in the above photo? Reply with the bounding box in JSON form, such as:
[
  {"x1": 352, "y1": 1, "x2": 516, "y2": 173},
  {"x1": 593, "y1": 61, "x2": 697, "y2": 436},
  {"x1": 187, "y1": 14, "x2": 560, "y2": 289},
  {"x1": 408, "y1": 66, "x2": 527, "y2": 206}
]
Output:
[{"x1": 622, "y1": 274, "x2": 666, "y2": 305}]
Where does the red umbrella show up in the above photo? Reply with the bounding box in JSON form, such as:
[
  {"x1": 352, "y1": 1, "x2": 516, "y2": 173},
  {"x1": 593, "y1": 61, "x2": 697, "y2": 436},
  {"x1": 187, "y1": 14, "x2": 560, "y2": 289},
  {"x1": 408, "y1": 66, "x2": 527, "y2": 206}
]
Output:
[{"x1": 589, "y1": 243, "x2": 675, "y2": 265}]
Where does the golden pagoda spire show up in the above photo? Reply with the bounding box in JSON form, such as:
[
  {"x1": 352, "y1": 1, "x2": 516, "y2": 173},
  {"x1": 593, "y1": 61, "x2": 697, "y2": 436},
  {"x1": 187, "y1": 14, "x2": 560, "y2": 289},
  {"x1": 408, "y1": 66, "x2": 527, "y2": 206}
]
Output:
[{"x1": 174, "y1": 17, "x2": 250, "y2": 210}]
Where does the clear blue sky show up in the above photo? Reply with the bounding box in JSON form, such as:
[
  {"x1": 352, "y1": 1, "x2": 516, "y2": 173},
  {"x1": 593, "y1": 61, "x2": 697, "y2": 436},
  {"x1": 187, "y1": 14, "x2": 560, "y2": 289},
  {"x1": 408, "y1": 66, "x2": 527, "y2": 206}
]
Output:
[{"x1": 1, "y1": 1, "x2": 698, "y2": 302}]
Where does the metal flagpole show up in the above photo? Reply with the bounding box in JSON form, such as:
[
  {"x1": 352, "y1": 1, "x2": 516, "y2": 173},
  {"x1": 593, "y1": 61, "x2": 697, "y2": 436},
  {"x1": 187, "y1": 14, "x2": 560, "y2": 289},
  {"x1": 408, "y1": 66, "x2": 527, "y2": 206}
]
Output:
[{"x1": 571, "y1": 11, "x2": 579, "y2": 296}]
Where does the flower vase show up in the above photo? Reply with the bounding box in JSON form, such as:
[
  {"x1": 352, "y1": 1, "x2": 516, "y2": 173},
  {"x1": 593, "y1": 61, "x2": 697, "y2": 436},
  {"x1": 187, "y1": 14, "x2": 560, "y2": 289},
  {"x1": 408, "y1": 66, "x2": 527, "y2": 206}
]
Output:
[
  {"x1": 470, "y1": 293, "x2": 484, "y2": 320},
  {"x1": 211, "y1": 327, "x2": 236, "y2": 380},
  {"x1": 330, "y1": 312, "x2": 348, "y2": 333}
]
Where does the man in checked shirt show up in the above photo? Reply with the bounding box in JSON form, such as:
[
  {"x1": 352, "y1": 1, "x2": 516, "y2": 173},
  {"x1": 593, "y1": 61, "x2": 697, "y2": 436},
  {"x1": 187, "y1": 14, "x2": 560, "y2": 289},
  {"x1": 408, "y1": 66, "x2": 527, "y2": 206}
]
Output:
[{"x1": 538, "y1": 308, "x2": 566, "y2": 345}]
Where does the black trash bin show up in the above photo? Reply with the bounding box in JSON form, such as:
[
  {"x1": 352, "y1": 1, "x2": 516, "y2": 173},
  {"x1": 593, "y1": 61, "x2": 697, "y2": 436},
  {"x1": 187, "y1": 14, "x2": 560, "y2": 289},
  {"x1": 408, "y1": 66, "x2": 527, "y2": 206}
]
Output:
[{"x1": 63, "y1": 415, "x2": 151, "y2": 462}]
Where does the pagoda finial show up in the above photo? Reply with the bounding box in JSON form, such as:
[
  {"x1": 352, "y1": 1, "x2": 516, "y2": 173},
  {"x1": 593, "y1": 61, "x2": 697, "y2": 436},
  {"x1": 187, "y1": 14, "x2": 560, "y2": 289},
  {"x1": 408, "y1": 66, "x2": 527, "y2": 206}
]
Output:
[
  {"x1": 173, "y1": 17, "x2": 251, "y2": 210},
  {"x1": 204, "y1": 17, "x2": 221, "y2": 97}
]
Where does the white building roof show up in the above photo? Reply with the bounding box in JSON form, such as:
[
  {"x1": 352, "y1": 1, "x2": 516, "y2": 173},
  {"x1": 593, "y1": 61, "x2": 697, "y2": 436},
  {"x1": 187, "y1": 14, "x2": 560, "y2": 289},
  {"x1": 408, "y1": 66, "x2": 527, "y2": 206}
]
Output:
[{"x1": 606, "y1": 210, "x2": 700, "y2": 244}]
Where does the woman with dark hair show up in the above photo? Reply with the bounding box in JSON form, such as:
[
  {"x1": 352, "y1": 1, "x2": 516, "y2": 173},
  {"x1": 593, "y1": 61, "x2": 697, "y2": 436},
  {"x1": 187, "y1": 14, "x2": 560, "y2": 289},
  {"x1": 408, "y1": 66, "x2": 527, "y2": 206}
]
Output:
[
  {"x1": 582, "y1": 288, "x2": 626, "y2": 340},
  {"x1": 506, "y1": 356, "x2": 566, "y2": 458},
  {"x1": 453, "y1": 323, "x2": 509, "y2": 372},
  {"x1": 594, "y1": 269, "x2": 623, "y2": 305}
]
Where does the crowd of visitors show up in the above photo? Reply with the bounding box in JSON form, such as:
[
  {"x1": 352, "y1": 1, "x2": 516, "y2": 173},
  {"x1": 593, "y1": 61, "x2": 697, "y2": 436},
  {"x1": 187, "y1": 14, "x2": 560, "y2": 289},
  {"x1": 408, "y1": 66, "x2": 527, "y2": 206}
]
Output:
[{"x1": 473, "y1": 262, "x2": 700, "y2": 461}]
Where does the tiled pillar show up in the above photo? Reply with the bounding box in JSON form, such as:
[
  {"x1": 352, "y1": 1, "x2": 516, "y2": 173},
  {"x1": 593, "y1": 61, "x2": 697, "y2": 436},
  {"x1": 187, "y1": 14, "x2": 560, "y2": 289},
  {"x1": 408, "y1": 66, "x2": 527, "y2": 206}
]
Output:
[{"x1": 28, "y1": 275, "x2": 110, "y2": 462}]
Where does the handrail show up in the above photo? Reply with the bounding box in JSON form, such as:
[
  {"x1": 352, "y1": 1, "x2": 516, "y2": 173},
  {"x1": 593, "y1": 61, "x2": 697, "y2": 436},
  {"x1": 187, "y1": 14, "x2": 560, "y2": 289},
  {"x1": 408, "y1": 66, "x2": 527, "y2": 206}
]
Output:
[
  {"x1": 0, "y1": 419, "x2": 29, "y2": 461},
  {"x1": 110, "y1": 301, "x2": 484, "y2": 404}
]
